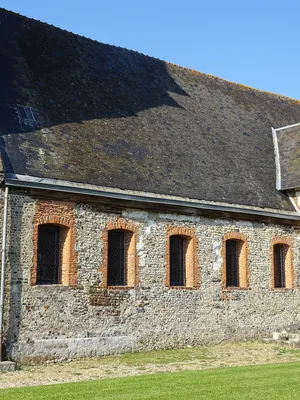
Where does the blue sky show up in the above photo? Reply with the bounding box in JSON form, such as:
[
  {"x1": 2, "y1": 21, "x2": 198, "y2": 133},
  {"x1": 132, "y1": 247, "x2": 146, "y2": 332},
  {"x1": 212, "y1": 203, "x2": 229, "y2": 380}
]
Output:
[{"x1": 2, "y1": 0, "x2": 300, "y2": 99}]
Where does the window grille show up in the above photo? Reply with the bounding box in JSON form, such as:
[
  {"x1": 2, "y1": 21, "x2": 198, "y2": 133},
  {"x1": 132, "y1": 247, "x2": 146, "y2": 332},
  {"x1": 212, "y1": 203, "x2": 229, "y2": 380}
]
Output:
[
  {"x1": 16, "y1": 104, "x2": 36, "y2": 123},
  {"x1": 108, "y1": 230, "x2": 126, "y2": 286},
  {"x1": 274, "y1": 244, "x2": 287, "y2": 288},
  {"x1": 170, "y1": 235, "x2": 185, "y2": 286},
  {"x1": 226, "y1": 239, "x2": 239, "y2": 287},
  {"x1": 37, "y1": 225, "x2": 60, "y2": 285}
]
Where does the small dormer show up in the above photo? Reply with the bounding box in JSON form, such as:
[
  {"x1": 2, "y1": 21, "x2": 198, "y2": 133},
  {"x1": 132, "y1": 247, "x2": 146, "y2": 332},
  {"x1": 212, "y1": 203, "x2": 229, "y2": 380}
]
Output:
[{"x1": 15, "y1": 104, "x2": 37, "y2": 129}]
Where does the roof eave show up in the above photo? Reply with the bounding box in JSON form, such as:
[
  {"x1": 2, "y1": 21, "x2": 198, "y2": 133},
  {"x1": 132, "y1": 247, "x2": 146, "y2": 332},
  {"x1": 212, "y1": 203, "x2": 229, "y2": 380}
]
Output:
[{"x1": 4, "y1": 174, "x2": 300, "y2": 223}]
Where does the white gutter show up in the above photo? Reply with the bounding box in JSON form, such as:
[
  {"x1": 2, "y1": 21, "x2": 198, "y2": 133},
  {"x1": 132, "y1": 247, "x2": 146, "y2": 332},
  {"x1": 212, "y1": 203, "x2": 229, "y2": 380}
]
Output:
[
  {"x1": 274, "y1": 122, "x2": 300, "y2": 132},
  {"x1": 0, "y1": 187, "x2": 9, "y2": 362}
]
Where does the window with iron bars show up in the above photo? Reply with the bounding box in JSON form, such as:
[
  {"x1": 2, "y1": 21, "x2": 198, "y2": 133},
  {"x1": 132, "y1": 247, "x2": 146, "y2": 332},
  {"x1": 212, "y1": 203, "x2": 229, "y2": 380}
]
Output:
[
  {"x1": 107, "y1": 230, "x2": 126, "y2": 286},
  {"x1": 273, "y1": 243, "x2": 287, "y2": 288},
  {"x1": 170, "y1": 235, "x2": 186, "y2": 286},
  {"x1": 37, "y1": 224, "x2": 61, "y2": 285},
  {"x1": 226, "y1": 239, "x2": 241, "y2": 287},
  {"x1": 16, "y1": 104, "x2": 36, "y2": 124}
]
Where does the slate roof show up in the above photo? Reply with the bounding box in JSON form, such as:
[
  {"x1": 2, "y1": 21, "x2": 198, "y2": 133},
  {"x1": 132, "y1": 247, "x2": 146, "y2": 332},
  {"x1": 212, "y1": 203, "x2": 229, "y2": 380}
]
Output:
[
  {"x1": 275, "y1": 124, "x2": 300, "y2": 190},
  {"x1": 1, "y1": 8, "x2": 300, "y2": 212}
]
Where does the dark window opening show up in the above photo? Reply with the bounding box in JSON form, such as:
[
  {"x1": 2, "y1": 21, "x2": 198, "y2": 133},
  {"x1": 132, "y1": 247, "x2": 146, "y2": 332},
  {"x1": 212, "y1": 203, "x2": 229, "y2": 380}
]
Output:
[
  {"x1": 170, "y1": 235, "x2": 186, "y2": 286},
  {"x1": 274, "y1": 244, "x2": 287, "y2": 288},
  {"x1": 37, "y1": 225, "x2": 60, "y2": 285},
  {"x1": 226, "y1": 239, "x2": 240, "y2": 287},
  {"x1": 108, "y1": 230, "x2": 126, "y2": 286}
]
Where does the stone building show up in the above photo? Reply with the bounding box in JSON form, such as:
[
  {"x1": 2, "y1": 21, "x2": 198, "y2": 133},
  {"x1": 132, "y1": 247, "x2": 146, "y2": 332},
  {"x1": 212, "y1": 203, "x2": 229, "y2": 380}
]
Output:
[{"x1": 1, "y1": 8, "x2": 300, "y2": 363}]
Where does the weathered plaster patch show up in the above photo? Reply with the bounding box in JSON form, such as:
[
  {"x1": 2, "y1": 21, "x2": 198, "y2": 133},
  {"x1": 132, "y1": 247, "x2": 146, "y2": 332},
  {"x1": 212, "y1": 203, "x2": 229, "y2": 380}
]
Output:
[
  {"x1": 214, "y1": 219, "x2": 232, "y2": 226},
  {"x1": 144, "y1": 219, "x2": 155, "y2": 235},
  {"x1": 212, "y1": 240, "x2": 222, "y2": 271},
  {"x1": 122, "y1": 209, "x2": 149, "y2": 220},
  {"x1": 236, "y1": 220, "x2": 253, "y2": 227},
  {"x1": 137, "y1": 234, "x2": 146, "y2": 267},
  {"x1": 158, "y1": 213, "x2": 201, "y2": 223}
]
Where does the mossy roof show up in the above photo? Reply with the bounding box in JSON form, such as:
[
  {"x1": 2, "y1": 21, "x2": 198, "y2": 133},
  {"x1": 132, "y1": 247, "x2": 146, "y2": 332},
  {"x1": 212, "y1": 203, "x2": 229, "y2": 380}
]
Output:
[{"x1": 1, "y1": 8, "x2": 300, "y2": 211}]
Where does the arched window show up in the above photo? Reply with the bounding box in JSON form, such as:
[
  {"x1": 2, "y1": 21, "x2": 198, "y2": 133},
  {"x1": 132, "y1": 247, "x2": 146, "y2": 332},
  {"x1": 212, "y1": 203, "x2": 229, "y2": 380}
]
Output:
[
  {"x1": 32, "y1": 201, "x2": 78, "y2": 287},
  {"x1": 226, "y1": 239, "x2": 242, "y2": 287},
  {"x1": 170, "y1": 235, "x2": 186, "y2": 286},
  {"x1": 271, "y1": 237, "x2": 293, "y2": 289},
  {"x1": 35, "y1": 223, "x2": 72, "y2": 285},
  {"x1": 108, "y1": 229, "x2": 131, "y2": 286},
  {"x1": 100, "y1": 219, "x2": 138, "y2": 288},
  {"x1": 222, "y1": 233, "x2": 248, "y2": 289},
  {"x1": 273, "y1": 244, "x2": 287, "y2": 288},
  {"x1": 37, "y1": 224, "x2": 61, "y2": 284},
  {"x1": 165, "y1": 226, "x2": 199, "y2": 288}
]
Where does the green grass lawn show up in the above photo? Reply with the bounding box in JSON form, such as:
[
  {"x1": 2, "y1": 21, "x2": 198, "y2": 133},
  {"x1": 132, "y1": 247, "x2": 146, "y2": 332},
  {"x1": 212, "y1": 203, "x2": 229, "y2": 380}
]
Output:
[
  {"x1": 1, "y1": 362, "x2": 300, "y2": 400},
  {"x1": 111, "y1": 345, "x2": 214, "y2": 365}
]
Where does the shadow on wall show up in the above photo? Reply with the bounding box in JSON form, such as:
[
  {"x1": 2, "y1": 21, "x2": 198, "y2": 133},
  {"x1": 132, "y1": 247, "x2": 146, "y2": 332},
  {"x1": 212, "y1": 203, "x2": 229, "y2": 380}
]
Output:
[{"x1": 0, "y1": 10, "x2": 189, "y2": 134}]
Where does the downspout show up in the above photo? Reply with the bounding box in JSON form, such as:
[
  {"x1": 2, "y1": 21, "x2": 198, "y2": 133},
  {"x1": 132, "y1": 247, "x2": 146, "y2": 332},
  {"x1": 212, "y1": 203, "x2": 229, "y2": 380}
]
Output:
[{"x1": 0, "y1": 186, "x2": 9, "y2": 361}]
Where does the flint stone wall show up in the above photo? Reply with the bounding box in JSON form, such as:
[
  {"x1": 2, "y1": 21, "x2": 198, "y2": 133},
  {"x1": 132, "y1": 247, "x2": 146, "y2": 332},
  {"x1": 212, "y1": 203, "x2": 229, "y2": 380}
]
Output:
[{"x1": 3, "y1": 191, "x2": 300, "y2": 363}]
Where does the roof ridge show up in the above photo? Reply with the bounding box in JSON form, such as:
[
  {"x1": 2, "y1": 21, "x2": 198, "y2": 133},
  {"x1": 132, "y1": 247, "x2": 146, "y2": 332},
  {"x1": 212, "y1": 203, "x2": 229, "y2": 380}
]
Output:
[{"x1": 1, "y1": 7, "x2": 300, "y2": 105}]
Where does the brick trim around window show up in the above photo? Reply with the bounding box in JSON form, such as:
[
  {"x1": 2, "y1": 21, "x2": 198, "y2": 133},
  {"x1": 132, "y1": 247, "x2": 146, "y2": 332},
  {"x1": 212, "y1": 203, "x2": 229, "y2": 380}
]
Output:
[
  {"x1": 32, "y1": 200, "x2": 78, "y2": 287},
  {"x1": 270, "y1": 236, "x2": 294, "y2": 289},
  {"x1": 99, "y1": 218, "x2": 139, "y2": 288},
  {"x1": 165, "y1": 225, "x2": 200, "y2": 289},
  {"x1": 221, "y1": 232, "x2": 249, "y2": 290}
]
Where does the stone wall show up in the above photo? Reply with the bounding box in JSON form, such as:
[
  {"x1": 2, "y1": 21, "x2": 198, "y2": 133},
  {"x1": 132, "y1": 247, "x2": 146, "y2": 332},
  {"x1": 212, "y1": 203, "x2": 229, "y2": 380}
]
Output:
[{"x1": 3, "y1": 190, "x2": 300, "y2": 363}]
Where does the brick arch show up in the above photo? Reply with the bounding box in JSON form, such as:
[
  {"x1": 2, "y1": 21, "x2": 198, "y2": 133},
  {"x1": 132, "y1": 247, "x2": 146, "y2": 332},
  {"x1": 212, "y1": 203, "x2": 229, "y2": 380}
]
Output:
[
  {"x1": 221, "y1": 232, "x2": 249, "y2": 289},
  {"x1": 165, "y1": 225, "x2": 199, "y2": 288},
  {"x1": 100, "y1": 218, "x2": 139, "y2": 288},
  {"x1": 31, "y1": 201, "x2": 77, "y2": 287},
  {"x1": 35, "y1": 215, "x2": 74, "y2": 227},
  {"x1": 270, "y1": 236, "x2": 294, "y2": 289}
]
